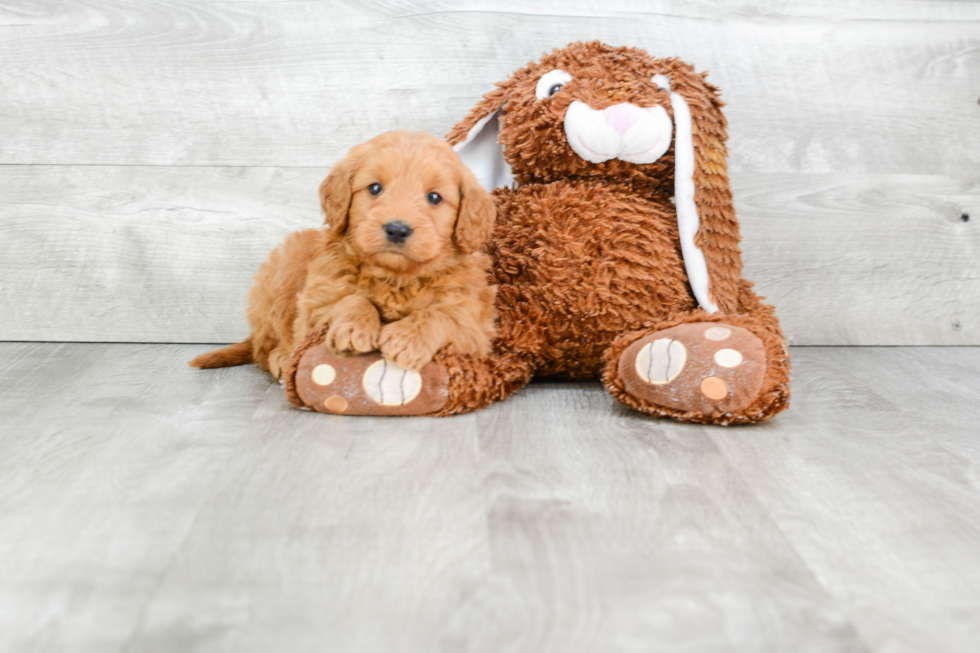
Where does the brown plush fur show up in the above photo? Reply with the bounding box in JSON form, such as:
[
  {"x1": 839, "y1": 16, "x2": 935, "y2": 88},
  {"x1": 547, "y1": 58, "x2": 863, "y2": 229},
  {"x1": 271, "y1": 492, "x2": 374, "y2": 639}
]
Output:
[
  {"x1": 421, "y1": 41, "x2": 790, "y2": 422},
  {"x1": 190, "y1": 131, "x2": 497, "y2": 376},
  {"x1": 446, "y1": 41, "x2": 742, "y2": 314}
]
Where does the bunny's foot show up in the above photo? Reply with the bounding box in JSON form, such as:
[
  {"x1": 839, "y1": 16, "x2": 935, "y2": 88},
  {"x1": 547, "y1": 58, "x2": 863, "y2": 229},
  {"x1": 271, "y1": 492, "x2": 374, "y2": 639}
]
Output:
[
  {"x1": 283, "y1": 328, "x2": 448, "y2": 416},
  {"x1": 604, "y1": 316, "x2": 790, "y2": 425}
]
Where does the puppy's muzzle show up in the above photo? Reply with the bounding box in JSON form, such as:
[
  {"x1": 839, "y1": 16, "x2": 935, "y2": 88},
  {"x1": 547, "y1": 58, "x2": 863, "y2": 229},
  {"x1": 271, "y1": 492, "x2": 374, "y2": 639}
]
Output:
[{"x1": 383, "y1": 221, "x2": 413, "y2": 245}]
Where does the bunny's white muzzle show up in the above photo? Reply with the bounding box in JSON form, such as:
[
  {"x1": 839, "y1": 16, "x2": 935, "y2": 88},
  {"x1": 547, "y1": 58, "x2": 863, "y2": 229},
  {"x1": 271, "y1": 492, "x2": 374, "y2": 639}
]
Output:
[{"x1": 564, "y1": 101, "x2": 673, "y2": 165}]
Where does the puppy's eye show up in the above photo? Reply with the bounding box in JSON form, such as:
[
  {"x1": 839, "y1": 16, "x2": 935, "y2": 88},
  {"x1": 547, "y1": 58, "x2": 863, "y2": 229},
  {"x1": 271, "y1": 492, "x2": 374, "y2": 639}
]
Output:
[
  {"x1": 426, "y1": 192, "x2": 442, "y2": 206},
  {"x1": 535, "y1": 69, "x2": 572, "y2": 100},
  {"x1": 367, "y1": 182, "x2": 383, "y2": 196}
]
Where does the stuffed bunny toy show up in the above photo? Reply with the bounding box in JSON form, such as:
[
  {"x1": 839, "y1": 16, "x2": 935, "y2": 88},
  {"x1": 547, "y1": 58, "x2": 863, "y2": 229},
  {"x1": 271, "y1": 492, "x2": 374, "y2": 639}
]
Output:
[{"x1": 285, "y1": 41, "x2": 790, "y2": 425}]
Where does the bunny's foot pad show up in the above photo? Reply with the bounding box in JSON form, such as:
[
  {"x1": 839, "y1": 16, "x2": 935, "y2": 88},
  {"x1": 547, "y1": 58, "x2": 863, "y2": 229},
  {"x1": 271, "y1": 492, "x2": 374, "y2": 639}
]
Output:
[
  {"x1": 286, "y1": 338, "x2": 448, "y2": 416},
  {"x1": 618, "y1": 323, "x2": 766, "y2": 416}
]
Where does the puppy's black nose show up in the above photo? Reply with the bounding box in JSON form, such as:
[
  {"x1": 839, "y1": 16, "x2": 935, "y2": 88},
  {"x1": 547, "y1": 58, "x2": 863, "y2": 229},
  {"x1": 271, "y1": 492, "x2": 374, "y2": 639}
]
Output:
[{"x1": 383, "y1": 221, "x2": 413, "y2": 244}]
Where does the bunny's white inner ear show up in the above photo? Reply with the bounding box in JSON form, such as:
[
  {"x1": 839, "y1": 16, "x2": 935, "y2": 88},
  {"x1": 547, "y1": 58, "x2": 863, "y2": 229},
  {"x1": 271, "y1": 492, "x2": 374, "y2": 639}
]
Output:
[
  {"x1": 654, "y1": 74, "x2": 719, "y2": 314},
  {"x1": 452, "y1": 110, "x2": 514, "y2": 193}
]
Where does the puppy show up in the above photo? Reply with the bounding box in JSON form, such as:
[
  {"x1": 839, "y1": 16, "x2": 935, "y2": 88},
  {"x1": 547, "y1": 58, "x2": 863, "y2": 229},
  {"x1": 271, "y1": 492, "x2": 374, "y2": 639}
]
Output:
[{"x1": 190, "y1": 131, "x2": 497, "y2": 377}]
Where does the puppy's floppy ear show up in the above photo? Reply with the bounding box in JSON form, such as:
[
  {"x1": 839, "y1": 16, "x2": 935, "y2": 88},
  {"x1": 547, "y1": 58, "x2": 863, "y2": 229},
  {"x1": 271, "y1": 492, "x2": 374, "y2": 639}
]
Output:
[
  {"x1": 454, "y1": 164, "x2": 496, "y2": 254},
  {"x1": 446, "y1": 83, "x2": 515, "y2": 193},
  {"x1": 319, "y1": 145, "x2": 362, "y2": 236}
]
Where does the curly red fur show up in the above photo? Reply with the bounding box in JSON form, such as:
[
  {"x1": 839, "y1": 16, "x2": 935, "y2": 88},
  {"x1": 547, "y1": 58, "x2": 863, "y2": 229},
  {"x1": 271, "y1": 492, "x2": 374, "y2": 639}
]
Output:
[{"x1": 191, "y1": 131, "x2": 497, "y2": 375}]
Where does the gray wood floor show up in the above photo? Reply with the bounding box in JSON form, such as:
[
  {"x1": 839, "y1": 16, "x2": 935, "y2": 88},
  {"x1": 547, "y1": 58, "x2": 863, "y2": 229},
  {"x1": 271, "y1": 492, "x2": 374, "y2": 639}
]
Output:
[{"x1": 1, "y1": 343, "x2": 978, "y2": 653}]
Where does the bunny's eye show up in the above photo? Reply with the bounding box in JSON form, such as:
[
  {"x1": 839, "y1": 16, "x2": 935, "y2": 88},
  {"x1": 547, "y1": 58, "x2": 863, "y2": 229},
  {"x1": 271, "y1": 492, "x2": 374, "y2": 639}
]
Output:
[{"x1": 535, "y1": 69, "x2": 573, "y2": 100}]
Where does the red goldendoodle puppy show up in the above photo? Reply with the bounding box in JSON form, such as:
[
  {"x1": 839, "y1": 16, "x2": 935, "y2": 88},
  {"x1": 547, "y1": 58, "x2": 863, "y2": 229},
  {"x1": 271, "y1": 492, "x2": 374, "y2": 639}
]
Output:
[{"x1": 190, "y1": 131, "x2": 497, "y2": 377}]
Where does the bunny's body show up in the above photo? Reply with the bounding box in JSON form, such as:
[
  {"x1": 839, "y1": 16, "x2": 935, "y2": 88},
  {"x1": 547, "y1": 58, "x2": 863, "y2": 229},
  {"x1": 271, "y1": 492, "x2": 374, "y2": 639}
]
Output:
[{"x1": 488, "y1": 180, "x2": 692, "y2": 378}]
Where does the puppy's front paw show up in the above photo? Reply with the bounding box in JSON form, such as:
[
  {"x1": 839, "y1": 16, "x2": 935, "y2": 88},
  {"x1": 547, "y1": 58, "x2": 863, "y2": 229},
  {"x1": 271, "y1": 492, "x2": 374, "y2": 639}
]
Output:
[
  {"x1": 327, "y1": 316, "x2": 381, "y2": 356},
  {"x1": 379, "y1": 321, "x2": 440, "y2": 371},
  {"x1": 268, "y1": 349, "x2": 291, "y2": 379}
]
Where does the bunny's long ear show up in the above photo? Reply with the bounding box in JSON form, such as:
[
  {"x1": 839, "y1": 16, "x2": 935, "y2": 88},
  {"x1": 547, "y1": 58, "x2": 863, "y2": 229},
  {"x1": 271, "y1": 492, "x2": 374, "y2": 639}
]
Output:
[
  {"x1": 446, "y1": 85, "x2": 514, "y2": 193},
  {"x1": 653, "y1": 67, "x2": 742, "y2": 315}
]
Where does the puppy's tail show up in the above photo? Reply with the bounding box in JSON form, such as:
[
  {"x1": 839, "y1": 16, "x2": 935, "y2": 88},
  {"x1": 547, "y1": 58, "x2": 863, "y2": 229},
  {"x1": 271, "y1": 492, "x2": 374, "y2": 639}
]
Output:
[{"x1": 189, "y1": 338, "x2": 254, "y2": 369}]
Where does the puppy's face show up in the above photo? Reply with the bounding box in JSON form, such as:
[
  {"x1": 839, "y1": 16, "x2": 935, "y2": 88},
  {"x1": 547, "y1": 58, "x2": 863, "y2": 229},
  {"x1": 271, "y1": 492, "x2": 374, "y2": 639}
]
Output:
[
  {"x1": 348, "y1": 137, "x2": 461, "y2": 271},
  {"x1": 321, "y1": 132, "x2": 494, "y2": 273}
]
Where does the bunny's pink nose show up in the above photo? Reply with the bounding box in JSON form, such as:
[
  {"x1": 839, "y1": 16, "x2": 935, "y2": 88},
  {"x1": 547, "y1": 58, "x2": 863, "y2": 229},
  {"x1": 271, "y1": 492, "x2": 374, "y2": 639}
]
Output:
[{"x1": 603, "y1": 103, "x2": 641, "y2": 135}]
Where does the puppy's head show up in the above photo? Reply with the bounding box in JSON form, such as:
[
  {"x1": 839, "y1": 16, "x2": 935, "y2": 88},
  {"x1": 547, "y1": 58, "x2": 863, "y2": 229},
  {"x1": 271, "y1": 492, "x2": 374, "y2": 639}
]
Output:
[{"x1": 320, "y1": 131, "x2": 494, "y2": 273}]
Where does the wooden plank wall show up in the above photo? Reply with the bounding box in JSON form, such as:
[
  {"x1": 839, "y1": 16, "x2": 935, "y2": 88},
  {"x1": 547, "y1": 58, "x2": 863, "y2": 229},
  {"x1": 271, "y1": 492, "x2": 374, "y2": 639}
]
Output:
[{"x1": 1, "y1": 0, "x2": 977, "y2": 345}]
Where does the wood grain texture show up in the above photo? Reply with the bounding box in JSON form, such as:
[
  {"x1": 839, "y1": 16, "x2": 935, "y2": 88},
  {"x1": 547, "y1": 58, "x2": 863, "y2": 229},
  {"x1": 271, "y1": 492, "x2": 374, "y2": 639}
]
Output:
[
  {"x1": 126, "y1": 398, "x2": 489, "y2": 653},
  {"x1": 0, "y1": 343, "x2": 274, "y2": 653},
  {"x1": 464, "y1": 383, "x2": 866, "y2": 653},
  {"x1": 0, "y1": 0, "x2": 978, "y2": 174},
  {"x1": 2, "y1": 0, "x2": 978, "y2": 345},
  {"x1": 2, "y1": 343, "x2": 979, "y2": 652},
  {"x1": 706, "y1": 347, "x2": 980, "y2": 653},
  {"x1": 1, "y1": 166, "x2": 976, "y2": 344},
  {"x1": 0, "y1": 165, "x2": 323, "y2": 342},
  {"x1": 738, "y1": 174, "x2": 980, "y2": 345}
]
